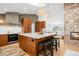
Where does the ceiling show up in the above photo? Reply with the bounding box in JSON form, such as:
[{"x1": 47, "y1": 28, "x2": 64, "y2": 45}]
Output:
[
  {"x1": 0, "y1": 3, "x2": 64, "y2": 15},
  {"x1": 0, "y1": 3, "x2": 47, "y2": 14}
]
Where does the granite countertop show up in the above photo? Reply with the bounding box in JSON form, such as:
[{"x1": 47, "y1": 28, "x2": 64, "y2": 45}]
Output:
[{"x1": 20, "y1": 33, "x2": 55, "y2": 39}]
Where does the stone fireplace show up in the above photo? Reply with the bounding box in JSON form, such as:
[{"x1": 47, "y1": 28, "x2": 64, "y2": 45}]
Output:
[{"x1": 64, "y1": 3, "x2": 79, "y2": 46}]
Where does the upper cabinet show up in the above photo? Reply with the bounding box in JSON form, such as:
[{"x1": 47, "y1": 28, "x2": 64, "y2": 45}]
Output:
[
  {"x1": 22, "y1": 18, "x2": 32, "y2": 33},
  {"x1": 35, "y1": 21, "x2": 45, "y2": 32}
]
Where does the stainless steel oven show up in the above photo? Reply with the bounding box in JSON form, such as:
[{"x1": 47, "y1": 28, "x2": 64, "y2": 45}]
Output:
[{"x1": 8, "y1": 34, "x2": 18, "y2": 42}]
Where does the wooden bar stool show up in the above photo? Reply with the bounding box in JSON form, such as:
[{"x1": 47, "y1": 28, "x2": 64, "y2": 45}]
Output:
[
  {"x1": 53, "y1": 36, "x2": 61, "y2": 48},
  {"x1": 50, "y1": 37, "x2": 58, "y2": 51},
  {"x1": 38, "y1": 38, "x2": 53, "y2": 56}
]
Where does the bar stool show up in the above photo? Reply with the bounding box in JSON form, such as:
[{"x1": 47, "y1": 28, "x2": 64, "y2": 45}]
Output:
[
  {"x1": 38, "y1": 38, "x2": 53, "y2": 56},
  {"x1": 53, "y1": 36, "x2": 61, "y2": 48},
  {"x1": 50, "y1": 36, "x2": 58, "y2": 51}
]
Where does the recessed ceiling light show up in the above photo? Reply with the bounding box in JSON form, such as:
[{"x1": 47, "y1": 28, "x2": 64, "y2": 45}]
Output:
[
  {"x1": 24, "y1": 10, "x2": 26, "y2": 12},
  {"x1": 32, "y1": 8, "x2": 35, "y2": 11},
  {"x1": 24, "y1": 8, "x2": 27, "y2": 10},
  {"x1": 23, "y1": 10, "x2": 26, "y2": 12},
  {"x1": 23, "y1": 8, "x2": 27, "y2": 11}
]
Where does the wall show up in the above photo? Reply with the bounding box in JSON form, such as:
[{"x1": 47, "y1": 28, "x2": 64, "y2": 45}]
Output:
[
  {"x1": 64, "y1": 3, "x2": 79, "y2": 46},
  {"x1": 42, "y1": 3, "x2": 64, "y2": 35}
]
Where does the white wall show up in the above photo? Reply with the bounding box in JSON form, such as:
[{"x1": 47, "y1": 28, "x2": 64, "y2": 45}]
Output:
[{"x1": 42, "y1": 3, "x2": 64, "y2": 35}]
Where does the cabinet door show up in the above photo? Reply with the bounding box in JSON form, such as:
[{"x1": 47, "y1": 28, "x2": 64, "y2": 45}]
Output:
[
  {"x1": 19, "y1": 35, "x2": 35, "y2": 55},
  {"x1": 22, "y1": 18, "x2": 32, "y2": 33},
  {"x1": 25, "y1": 37, "x2": 35, "y2": 54},
  {"x1": 0, "y1": 35, "x2": 8, "y2": 46},
  {"x1": 35, "y1": 21, "x2": 45, "y2": 32},
  {"x1": 23, "y1": 25, "x2": 29, "y2": 32},
  {"x1": 40, "y1": 21, "x2": 45, "y2": 28}
]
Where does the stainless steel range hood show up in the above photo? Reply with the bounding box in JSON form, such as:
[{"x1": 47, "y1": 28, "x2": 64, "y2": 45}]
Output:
[{"x1": 5, "y1": 12, "x2": 19, "y2": 24}]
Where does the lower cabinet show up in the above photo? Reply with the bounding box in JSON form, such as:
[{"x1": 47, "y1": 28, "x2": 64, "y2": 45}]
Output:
[
  {"x1": 0, "y1": 35, "x2": 8, "y2": 46},
  {"x1": 19, "y1": 35, "x2": 36, "y2": 56}
]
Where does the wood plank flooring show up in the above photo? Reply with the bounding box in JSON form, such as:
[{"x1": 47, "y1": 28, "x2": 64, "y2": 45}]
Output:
[
  {"x1": 0, "y1": 39, "x2": 79, "y2": 56},
  {"x1": 0, "y1": 43, "x2": 29, "y2": 56}
]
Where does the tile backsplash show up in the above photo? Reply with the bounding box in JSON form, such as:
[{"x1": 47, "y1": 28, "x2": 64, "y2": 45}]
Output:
[{"x1": 0, "y1": 25, "x2": 22, "y2": 34}]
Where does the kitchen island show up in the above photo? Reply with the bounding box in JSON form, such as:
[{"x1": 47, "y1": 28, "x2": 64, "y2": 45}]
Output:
[{"x1": 19, "y1": 33, "x2": 55, "y2": 56}]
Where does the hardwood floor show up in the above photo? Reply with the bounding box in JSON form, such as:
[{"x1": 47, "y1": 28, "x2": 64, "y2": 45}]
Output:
[
  {"x1": 0, "y1": 43, "x2": 29, "y2": 56},
  {"x1": 0, "y1": 39, "x2": 79, "y2": 56},
  {"x1": 54, "y1": 39, "x2": 79, "y2": 56}
]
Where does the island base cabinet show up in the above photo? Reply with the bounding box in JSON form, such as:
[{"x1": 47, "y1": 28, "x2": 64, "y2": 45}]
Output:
[
  {"x1": 19, "y1": 35, "x2": 36, "y2": 56},
  {"x1": 0, "y1": 35, "x2": 8, "y2": 46}
]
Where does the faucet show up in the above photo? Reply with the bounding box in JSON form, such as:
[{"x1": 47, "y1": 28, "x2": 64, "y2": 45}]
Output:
[{"x1": 8, "y1": 31, "x2": 10, "y2": 34}]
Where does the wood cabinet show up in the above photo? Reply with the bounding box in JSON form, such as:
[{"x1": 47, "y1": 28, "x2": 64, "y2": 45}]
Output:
[
  {"x1": 19, "y1": 35, "x2": 36, "y2": 56},
  {"x1": 22, "y1": 18, "x2": 32, "y2": 33},
  {"x1": 0, "y1": 35, "x2": 8, "y2": 46},
  {"x1": 35, "y1": 21, "x2": 45, "y2": 32}
]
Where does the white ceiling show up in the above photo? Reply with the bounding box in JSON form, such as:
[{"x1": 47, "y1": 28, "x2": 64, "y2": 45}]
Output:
[
  {"x1": 0, "y1": 3, "x2": 40, "y2": 14},
  {"x1": 0, "y1": 3, "x2": 63, "y2": 15}
]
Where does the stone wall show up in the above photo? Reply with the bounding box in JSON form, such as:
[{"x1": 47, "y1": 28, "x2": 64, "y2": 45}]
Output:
[{"x1": 64, "y1": 3, "x2": 79, "y2": 46}]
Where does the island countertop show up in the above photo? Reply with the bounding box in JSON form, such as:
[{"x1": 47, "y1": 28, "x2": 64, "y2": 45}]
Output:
[{"x1": 19, "y1": 33, "x2": 55, "y2": 39}]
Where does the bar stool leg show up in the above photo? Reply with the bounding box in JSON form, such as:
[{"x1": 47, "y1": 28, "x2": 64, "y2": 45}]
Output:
[
  {"x1": 58, "y1": 38, "x2": 60, "y2": 48},
  {"x1": 55, "y1": 39, "x2": 57, "y2": 51},
  {"x1": 51, "y1": 42, "x2": 53, "y2": 56},
  {"x1": 45, "y1": 44, "x2": 47, "y2": 56},
  {"x1": 43, "y1": 44, "x2": 47, "y2": 56}
]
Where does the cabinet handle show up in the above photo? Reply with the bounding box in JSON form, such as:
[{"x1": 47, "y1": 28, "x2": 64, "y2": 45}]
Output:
[{"x1": 32, "y1": 39, "x2": 34, "y2": 41}]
